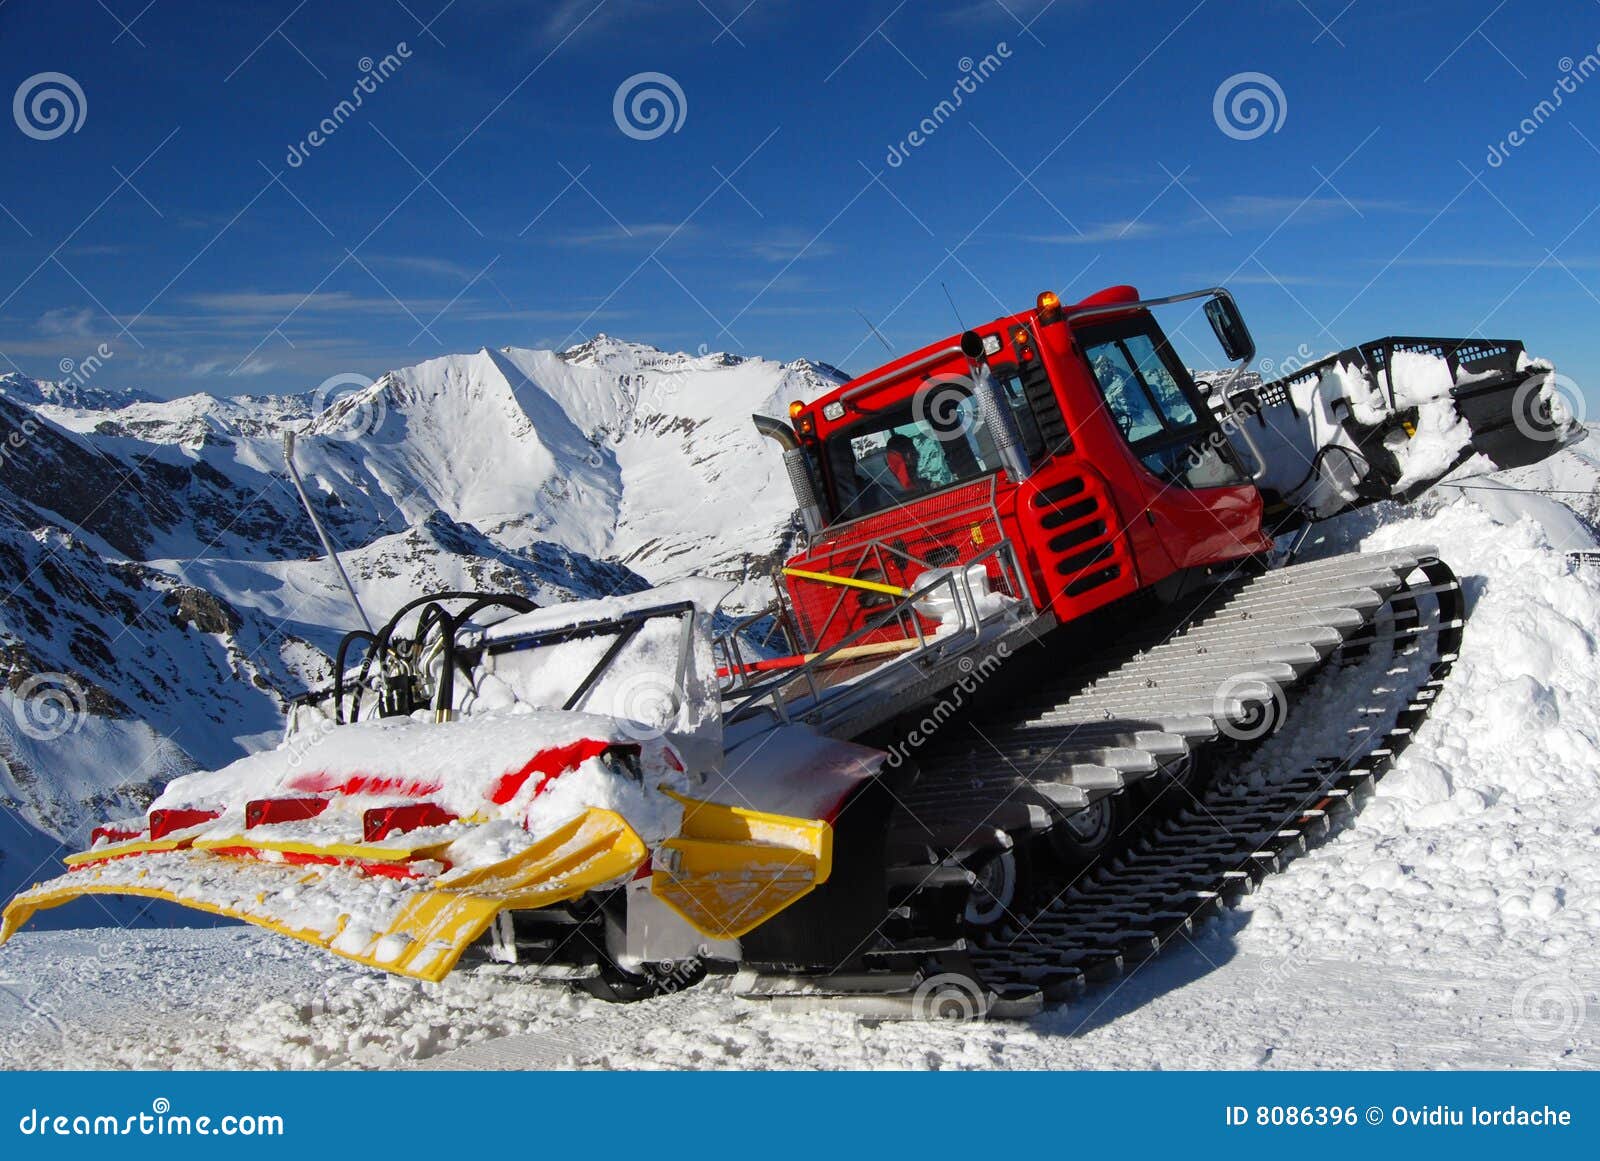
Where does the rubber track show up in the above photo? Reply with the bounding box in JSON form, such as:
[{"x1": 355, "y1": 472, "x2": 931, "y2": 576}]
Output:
[
  {"x1": 888, "y1": 547, "x2": 1445, "y2": 847},
  {"x1": 735, "y1": 548, "x2": 1461, "y2": 1013},
  {"x1": 956, "y1": 554, "x2": 1463, "y2": 1006}
]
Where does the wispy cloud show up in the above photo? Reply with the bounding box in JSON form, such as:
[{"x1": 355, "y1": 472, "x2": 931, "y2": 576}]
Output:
[
  {"x1": 186, "y1": 291, "x2": 453, "y2": 317},
  {"x1": 551, "y1": 223, "x2": 691, "y2": 248},
  {"x1": 372, "y1": 255, "x2": 480, "y2": 282},
  {"x1": 1221, "y1": 195, "x2": 1421, "y2": 222},
  {"x1": 535, "y1": 0, "x2": 661, "y2": 45},
  {"x1": 746, "y1": 231, "x2": 839, "y2": 262},
  {"x1": 189, "y1": 356, "x2": 276, "y2": 378},
  {"x1": 65, "y1": 243, "x2": 132, "y2": 257},
  {"x1": 35, "y1": 306, "x2": 99, "y2": 337},
  {"x1": 1024, "y1": 220, "x2": 1158, "y2": 244}
]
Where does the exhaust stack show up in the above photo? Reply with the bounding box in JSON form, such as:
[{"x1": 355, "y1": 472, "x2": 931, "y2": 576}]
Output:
[{"x1": 753, "y1": 414, "x2": 824, "y2": 537}]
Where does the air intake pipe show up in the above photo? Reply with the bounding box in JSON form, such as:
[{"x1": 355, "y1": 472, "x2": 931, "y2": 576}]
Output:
[
  {"x1": 961, "y1": 330, "x2": 1031, "y2": 481},
  {"x1": 753, "y1": 414, "x2": 824, "y2": 537}
]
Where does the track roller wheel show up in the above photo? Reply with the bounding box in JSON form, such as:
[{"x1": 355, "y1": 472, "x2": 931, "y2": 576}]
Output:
[
  {"x1": 963, "y1": 844, "x2": 1020, "y2": 929},
  {"x1": 582, "y1": 956, "x2": 707, "y2": 1003},
  {"x1": 1046, "y1": 793, "x2": 1123, "y2": 863},
  {"x1": 1142, "y1": 750, "x2": 1214, "y2": 807}
]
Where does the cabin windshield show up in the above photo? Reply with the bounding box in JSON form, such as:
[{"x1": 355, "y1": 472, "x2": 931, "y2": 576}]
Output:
[{"x1": 819, "y1": 372, "x2": 1039, "y2": 524}]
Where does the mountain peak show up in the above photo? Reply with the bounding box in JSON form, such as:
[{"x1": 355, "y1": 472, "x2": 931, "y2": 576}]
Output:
[
  {"x1": 0, "y1": 370, "x2": 157, "y2": 412},
  {"x1": 557, "y1": 333, "x2": 679, "y2": 368}
]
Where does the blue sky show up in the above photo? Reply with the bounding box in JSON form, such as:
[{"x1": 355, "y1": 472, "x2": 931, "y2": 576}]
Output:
[{"x1": 1, "y1": 0, "x2": 1598, "y2": 400}]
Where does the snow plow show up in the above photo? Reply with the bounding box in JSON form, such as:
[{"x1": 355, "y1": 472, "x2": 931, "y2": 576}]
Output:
[{"x1": 2, "y1": 284, "x2": 1583, "y2": 1013}]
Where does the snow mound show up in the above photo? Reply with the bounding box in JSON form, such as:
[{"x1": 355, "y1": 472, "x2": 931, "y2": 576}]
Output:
[{"x1": 1235, "y1": 491, "x2": 1600, "y2": 971}]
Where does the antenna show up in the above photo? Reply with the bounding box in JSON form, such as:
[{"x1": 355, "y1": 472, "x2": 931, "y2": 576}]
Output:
[
  {"x1": 283, "y1": 430, "x2": 374, "y2": 633},
  {"x1": 853, "y1": 308, "x2": 893, "y2": 354},
  {"x1": 941, "y1": 281, "x2": 967, "y2": 331}
]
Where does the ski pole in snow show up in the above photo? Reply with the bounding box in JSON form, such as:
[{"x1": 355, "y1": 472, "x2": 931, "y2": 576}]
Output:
[{"x1": 283, "y1": 429, "x2": 374, "y2": 633}]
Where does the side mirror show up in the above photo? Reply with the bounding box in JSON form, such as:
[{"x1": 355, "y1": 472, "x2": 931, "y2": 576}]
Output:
[{"x1": 1205, "y1": 294, "x2": 1255, "y2": 364}]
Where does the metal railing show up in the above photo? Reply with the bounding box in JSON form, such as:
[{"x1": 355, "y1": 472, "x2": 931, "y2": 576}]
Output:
[
  {"x1": 785, "y1": 474, "x2": 1008, "y2": 648},
  {"x1": 719, "y1": 537, "x2": 1033, "y2": 729}
]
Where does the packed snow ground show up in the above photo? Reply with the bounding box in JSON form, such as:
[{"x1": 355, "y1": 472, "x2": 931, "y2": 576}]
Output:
[
  {"x1": 0, "y1": 925, "x2": 1593, "y2": 1070},
  {"x1": 4, "y1": 485, "x2": 1600, "y2": 1069}
]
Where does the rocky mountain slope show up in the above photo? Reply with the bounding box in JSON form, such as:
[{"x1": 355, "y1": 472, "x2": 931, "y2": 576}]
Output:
[{"x1": 0, "y1": 339, "x2": 841, "y2": 910}]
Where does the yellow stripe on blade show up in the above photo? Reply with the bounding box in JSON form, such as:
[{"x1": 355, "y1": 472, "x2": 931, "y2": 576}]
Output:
[
  {"x1": 192, "y1": 836, "x2": 444, "y2": 863},
  {"x1": 62, "y1": 838, "x2": 188, "y2": 866},
  {"x1": 1, "y1": 808, "x2": 647, "y2": 984}
]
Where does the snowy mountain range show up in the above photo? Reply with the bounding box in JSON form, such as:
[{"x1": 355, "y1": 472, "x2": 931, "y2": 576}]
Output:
[
  {"x1": 3, "y1": 329, "x2": 1599, "y2": 932},
  {"x1": 0, "y1": 338, "x2": 843, "y2": 905}
]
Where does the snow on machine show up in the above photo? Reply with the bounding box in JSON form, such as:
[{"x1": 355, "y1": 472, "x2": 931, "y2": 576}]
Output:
[{"x1": 2, "y1": 285, "x2": 1582, "y2": 1013}]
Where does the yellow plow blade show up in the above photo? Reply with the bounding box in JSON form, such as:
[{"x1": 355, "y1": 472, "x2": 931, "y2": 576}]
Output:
[
  {"x1": 1, "y1": 808, "x2": 646, "y2": 984},
  {"x1": 651, "y1": 792, "x2": 832, "y2": 939}
]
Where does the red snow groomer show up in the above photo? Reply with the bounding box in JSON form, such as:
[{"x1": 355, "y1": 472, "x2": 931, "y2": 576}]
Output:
[
  {"x1": 763, "y1": 285, "x2": 1568, "y2": 659},
  {"x1": 3, "y1": 284, "x2": 1580, "y2": 1016}
]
